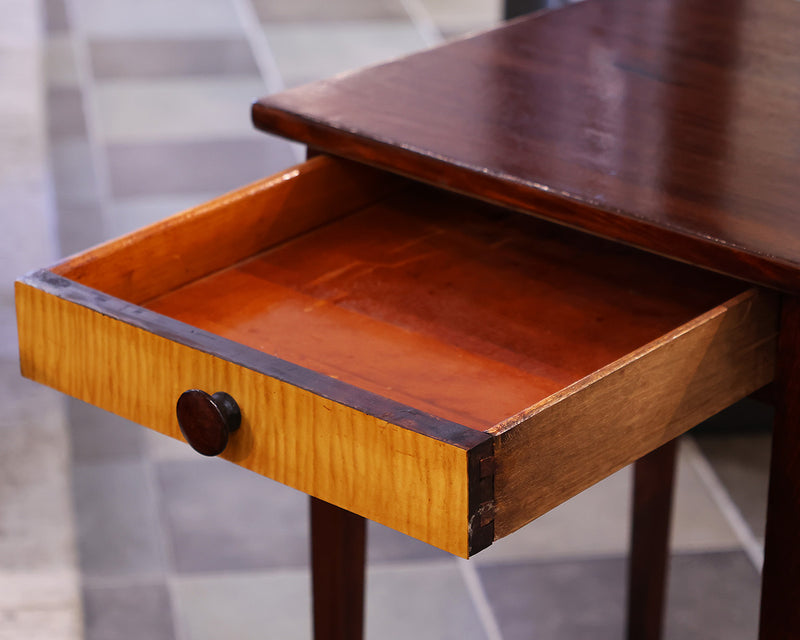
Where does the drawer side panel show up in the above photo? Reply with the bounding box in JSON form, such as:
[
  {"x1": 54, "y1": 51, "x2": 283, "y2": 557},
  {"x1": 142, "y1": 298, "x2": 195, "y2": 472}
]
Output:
[
  {"x1": 52, "y1": 156, "x2": 403, "y2": 305},
  {"x1": 493, "y1": 288, "x2": 779, "y2": 539},
  {"x1": 16, "y1": 279, "x2": 473, "y2": 557}
]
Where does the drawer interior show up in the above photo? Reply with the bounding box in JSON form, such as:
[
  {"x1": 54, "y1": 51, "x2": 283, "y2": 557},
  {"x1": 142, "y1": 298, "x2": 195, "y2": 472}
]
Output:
[
  {"x1": 53, "y1": 159, "x2": 746, "y2": 433},
  {"x1": 22, "y1": 155, "x2": 776, "y2": 554}
]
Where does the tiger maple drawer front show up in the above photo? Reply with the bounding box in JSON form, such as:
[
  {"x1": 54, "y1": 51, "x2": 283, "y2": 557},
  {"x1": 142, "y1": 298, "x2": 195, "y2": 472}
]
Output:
[{"x1": 15, "y1": 154, "x2": 779, "y2": 558}]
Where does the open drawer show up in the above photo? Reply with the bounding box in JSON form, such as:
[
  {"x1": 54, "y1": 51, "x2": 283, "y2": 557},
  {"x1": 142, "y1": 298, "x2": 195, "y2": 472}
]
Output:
[{"x1": 16, "y1": 155, "x2": 778, "y2": 557}]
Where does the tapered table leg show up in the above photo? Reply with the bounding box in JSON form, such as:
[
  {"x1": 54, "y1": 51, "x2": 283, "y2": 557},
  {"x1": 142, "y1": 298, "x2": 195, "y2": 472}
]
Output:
[
  {"x1": 759, "y1": 296, "x2": 800, "y2": 639},
  {"x1": 310, "y1": 497, "x2": 367, "y2": 640},
  {"x1": 627, "y1": 439, "x2": 677, "y2": 640}
]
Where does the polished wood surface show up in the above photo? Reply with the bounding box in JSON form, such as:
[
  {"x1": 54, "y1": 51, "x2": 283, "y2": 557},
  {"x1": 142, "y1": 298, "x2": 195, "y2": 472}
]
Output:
[
  {"x1": 627, "y1": 440, "x2": 677, "y2": 640},
  {"x1": 492, "y1": 287, "x2": 778, "y2": 538},
  {"x1": 760, "y1": 296, "x2": 800, "y2": 638},
  {"x1": 145, "y1": 184, "x2": 748, "y2": 431},
  {"x1": 253, "y1": 0, "x2": 800, "y2": 293}
]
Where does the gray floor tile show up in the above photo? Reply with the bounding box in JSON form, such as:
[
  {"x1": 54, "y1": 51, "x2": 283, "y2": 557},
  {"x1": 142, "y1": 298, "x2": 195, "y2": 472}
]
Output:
[
  {"x1": 0, "y1": 571, "x2": 82, "y2": 627},
  {"x1": 67, "y1": 399, "x2": 145, "y2": 464},
  {"x1": 176, "y1": 562, "x2": 487, "y2": 640},
  {"x1": 156, "y1": 458, "x2": 309, "y2": 572},
  {"x1": 105, "y1": 137, "x2": 296, "y2": 198},
  {"x1": 93, "y1": 77, "x2": 268, "y2": 144},
  {"x1": 665, "y1": 552, "x2": 760, "y2": 640},
  {"x1": 694, "y1": 431, "x2": 770, "y2": 541},
  {"x1": 82, "y1": 582, "x2": 175, "y2": 640},
  {"x1": 44, "y1": 37, "x2": 79, "y2": 87},
  {"x1": 366, "y1": 562, "x2": 488, "y2": 640},
  {"x1": 72, "y1": 461, "x2": 167, "y2": 577},
  {"x1": 50, "y1": 137, "x2": 100, "y2": 208},
  {"x1": 0, "y1": 359, "x2": 62, "y2": 433},
  {"x1": 46, "y1": 86, "x2": 87, "y2": 139},
  {"x1": 72, "y1": 0, "x2": 242, "y2": 37},
  {"x1": 56, "y1": 200, "x2": 107, "y2": 257},
  {"x1": 0, "y1": 361, "x2": 77, "y2": 572},
  {"x1": 174, "y1": 570, "x2": 311, "y2": 640},
  {"x1": 693, "y1": 398, "x2": 772, "y2": 542},
  {"x1": 89, "y1": 38, "x2": 260, "y2": 80},
  {"x1": 479, "y1": 555, "x2": 625, "y2": 640},
  {"x1": 144, "y1": 427, "x2": 208, "y2": 463},
  {"x1": 253, "y1": 0, "x2": 407, "y2": 22},
  {"x1": 263, "y1": 21, "x2": 428, "y2": 88},
  {"x1": 156, "y1": 456, "x2": 446, "y2": 569},
  {"x1": 478, "y1": 551, "x2": 760, "y2": 640},
  {"x1": 0, "y1": 606, "x2": 82, "y2": 640},
  {"x1": 368, "y1": 521, "x2": 450, "y2": 563},
  {"x1": 420, "y1": 0, "x2": 501, "y2": 36},
  {"x1": 43, "y1": 0, "x2": 70, "y2": 33}
]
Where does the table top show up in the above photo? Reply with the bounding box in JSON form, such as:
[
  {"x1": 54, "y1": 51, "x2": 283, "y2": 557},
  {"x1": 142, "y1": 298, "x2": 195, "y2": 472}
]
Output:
[{"x1": 253, "y1": 0, "x2": 800, "y2": 293}]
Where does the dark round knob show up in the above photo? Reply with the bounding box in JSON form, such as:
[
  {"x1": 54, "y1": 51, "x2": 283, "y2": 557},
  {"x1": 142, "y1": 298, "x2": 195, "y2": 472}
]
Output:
[{"x1": 176, "y1": 390, "x2": 241, "y2": 456}]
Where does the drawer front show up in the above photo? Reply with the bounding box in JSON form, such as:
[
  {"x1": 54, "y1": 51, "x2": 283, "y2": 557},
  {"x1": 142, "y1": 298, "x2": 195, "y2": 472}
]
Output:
[
  {"x1": 16, "y1": 275, "x2": 489, "y2": 557},
  {"x1": 16, "y1": 155, "x2": 494, "y2": 558}
]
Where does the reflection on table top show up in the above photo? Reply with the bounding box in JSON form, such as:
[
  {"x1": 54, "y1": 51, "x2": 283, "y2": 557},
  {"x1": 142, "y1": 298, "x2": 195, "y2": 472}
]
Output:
[{"x1": 254, "y1": 0, "x2": 800, "y2": 292}]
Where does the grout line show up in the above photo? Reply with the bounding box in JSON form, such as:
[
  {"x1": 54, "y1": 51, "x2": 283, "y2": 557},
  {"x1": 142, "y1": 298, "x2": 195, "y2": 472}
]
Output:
[
  {"x1": 683, "y1": 436, "x2": 764, "y2": 572},
  {"x1": 61, "y1": 0, "x2": 114, "y2": 227},
  {"x1": 399, "y1": 0, "x2": 445, "y2": 46},
  {"x1": 457, "y1": 558, "x2": 504, "y2": 640},
  {"x1": 81, "y1": 572, "x2": 174, "y2": 590},
  {"x1": 230, "y1": 0, "x2": 304, "y2": 163},
  {"x1": 144, "y1": 453, "x2": 187, "y2": 640},
  {"x1": 230, "y1": 0, "x2": 285, "y2": 93}
]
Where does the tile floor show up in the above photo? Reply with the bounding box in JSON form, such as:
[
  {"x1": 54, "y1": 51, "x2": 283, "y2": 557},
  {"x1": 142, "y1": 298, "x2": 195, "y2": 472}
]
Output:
[{"x1": 1, "y1": 0, "x2": 775, "y2": 638}]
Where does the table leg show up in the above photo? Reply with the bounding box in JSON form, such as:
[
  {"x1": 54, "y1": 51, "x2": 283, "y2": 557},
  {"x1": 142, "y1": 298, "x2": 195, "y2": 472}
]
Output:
[
  {"x1": 310, "y1": 496, "x2": 367, "y2": 640},
  {"x1": 759, "y1": 296, "x2": 800, "y2": 638},
  {"x1": 627, "y1": 439, "x2": 677, "y2": 640}
]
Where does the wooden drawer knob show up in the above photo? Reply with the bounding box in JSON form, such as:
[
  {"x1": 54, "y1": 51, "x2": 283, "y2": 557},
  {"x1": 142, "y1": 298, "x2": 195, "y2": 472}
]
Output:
[{"x1": 176, "y1": 390, "x2": 241, "y2": 456}]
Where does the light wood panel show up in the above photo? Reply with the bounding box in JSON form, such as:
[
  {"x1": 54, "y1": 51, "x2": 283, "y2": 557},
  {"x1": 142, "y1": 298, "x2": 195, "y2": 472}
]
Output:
[
  {"x1": 16, "y1": 277, "x2": 482, "y2": 557},
  {"x1": 52, "y1": 156, "x2": 403, "y2": 304},
  {"x1": 492, "y1": 288, "x2": 779, "y2": 538}
]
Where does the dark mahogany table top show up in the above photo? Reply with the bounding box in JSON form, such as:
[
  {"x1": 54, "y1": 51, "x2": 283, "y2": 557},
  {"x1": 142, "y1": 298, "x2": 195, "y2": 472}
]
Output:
[{"x1": 253, "y1": 0, "x2": 800, "y2": 293}]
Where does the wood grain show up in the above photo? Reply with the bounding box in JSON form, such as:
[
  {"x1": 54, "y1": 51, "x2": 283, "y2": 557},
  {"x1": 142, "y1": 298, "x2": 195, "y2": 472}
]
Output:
[
  {"x1": 145, "y1": 186, "x2": 746, "y2": 431},
  {"x1": 253, "y1": 0, "x2": 800, "y2": 292},
  {"x1": 759, "y1": 296, "x2": 800, "y2": 638},
  {"x1": 52, "y1": 155, "x2": 403, "y2": 304},
  {"x1": 15, "y1": 276, "x2": 483, "y2": 557},
  {"x1": 492, "y1": 288, "x2": 779, "y2": 538}
]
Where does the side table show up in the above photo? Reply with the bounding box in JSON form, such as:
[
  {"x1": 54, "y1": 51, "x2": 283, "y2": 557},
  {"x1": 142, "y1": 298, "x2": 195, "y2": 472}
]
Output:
[{"x1": 17, "y1": 0, "x2": 799, "y2": 637}]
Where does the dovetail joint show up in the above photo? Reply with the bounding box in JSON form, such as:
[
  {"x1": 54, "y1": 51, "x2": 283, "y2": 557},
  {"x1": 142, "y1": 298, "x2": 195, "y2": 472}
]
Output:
[{"x1": 477, "y1": 500, "x2": 496, "y2": 527}]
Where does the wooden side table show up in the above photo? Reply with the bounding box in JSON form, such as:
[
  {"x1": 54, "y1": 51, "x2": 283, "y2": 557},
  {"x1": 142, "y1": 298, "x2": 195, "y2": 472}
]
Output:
[{"x1": 16, "y1": 0, "x2": 798, "y2": 637}]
